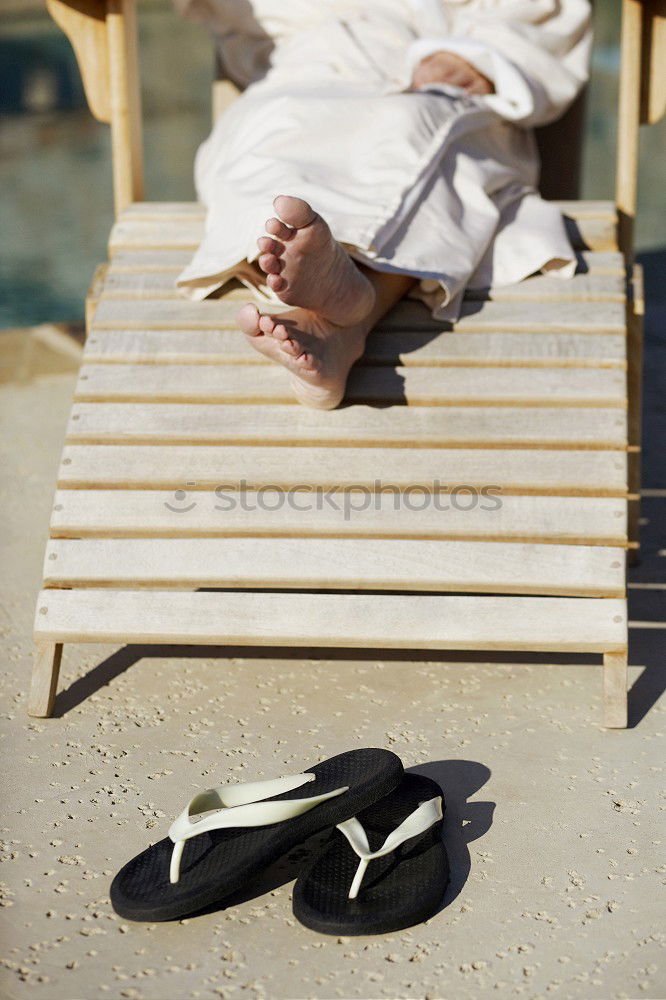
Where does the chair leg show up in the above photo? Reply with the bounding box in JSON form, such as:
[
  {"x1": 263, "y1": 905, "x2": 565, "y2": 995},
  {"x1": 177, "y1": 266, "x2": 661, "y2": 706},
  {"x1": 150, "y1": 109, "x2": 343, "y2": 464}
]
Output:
[
  {"x1": 603, "y1": 650, "x2": 628, "y2": 728},
  {"x1": 28, "y1": 642, "x2": 63, "y2": 717}
]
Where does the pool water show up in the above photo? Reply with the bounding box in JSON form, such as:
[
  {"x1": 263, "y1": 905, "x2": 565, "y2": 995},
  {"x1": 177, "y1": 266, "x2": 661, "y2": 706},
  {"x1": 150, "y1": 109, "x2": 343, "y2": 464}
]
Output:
[{"x1": 1, "y1": 0, "x2": 664, "y2": 329}]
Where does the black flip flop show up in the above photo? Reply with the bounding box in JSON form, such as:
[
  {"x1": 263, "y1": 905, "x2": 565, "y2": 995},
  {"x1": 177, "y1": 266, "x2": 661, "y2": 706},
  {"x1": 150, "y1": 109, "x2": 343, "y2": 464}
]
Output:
[
  {"x1": 292, "y1": 773, "x2": 448, "y2": 935},
  {"x1": 110, "y1": 748, "x2": 403, "y2": 921}
]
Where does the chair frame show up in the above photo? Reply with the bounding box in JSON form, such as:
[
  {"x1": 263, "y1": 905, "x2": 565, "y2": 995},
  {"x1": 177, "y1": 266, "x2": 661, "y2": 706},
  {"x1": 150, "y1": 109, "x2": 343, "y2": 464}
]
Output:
[{"x1": 32, "y1": 0, "x2": 665, "y2": 725}]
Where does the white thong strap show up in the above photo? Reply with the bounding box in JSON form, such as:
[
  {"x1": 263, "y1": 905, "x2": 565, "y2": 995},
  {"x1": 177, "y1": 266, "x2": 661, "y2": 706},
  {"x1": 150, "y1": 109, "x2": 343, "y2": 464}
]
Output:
[
  {"x1": 335, "y1": 796, "x2": 443, "y2": 900},
  {"x1": 168, "y1": 772, "x2": 348, "y2": 884}
]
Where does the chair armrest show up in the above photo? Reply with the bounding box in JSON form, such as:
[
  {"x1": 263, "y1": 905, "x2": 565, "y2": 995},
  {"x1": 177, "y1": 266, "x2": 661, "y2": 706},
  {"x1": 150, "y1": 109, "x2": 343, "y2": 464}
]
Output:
[
  {"x1": 47, "y1": 0, "x2": 111, "y2": 121},
  {"x1": 46, "y1": 0, "x2": 144, "y2": 215}
]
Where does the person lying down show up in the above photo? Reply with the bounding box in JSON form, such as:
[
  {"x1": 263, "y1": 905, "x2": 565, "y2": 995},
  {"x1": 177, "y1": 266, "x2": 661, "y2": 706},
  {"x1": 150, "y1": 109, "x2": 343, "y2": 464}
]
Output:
[{"x1": 173, "y1": 0, "x2": 592, "y2": 409}]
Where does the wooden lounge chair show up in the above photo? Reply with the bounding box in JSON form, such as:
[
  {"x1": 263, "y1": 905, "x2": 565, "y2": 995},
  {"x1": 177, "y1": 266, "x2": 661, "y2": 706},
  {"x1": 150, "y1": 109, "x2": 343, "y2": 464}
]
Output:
[{"x1": 31, "y1": 0, "x2": 665, "y2": 725}]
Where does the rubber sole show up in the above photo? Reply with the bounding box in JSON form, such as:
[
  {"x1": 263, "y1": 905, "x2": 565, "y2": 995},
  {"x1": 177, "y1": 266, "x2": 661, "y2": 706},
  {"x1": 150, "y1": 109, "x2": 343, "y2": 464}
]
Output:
[
  {"x1": 292, "y1": 773, "x2": 449, "y2": 935},
  {"x1": 110, "y1": 748, "x2": 404, "y2": 922}
]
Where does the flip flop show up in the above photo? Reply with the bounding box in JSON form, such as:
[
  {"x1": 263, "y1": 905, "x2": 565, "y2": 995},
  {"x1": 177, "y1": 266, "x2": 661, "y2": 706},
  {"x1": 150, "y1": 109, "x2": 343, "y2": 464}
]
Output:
[
  {"x1": 292, "y1": 773, "x2": 448, "y2": 935},
  {"x1": 110, "y1": 748, "x2": 403, "y2": 921}
]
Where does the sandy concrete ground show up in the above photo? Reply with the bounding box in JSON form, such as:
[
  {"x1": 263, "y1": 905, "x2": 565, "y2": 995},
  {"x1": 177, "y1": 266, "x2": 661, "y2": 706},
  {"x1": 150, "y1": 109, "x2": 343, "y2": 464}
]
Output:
[{"x1": 0, "y1": 312, "x2": 664, "y2": 1000}]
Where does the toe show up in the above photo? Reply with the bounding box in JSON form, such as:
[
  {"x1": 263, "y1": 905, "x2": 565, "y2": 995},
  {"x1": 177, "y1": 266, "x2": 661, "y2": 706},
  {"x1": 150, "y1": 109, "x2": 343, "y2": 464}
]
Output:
[
  {"x1": 237, "y1": 303, "x2": 261, "y2": 337},
  {"x1": 273, "y1": 195, "x2": 316, "y2": 229},
  {"x1": 295, "y1": 351, "x2": 317, "y2": 372},
  {"x1": 257, "y1": 236, "x2": 284, "y2": 256},
  {"x1": 265, "y1": 218, "x2": 295, "y2": 241},
  {"x1": 267, "y1": 273, "x2": 288, "y2": 292},
  {"x1": 258, "y1": 313, "x2": 275, "y2": 336},
  {"x1": 280, "y1": 338, "x2": 301, "y2": 356},
  {"x1": 271, "y1": 323, "x2": 290, "y2": 342},
  {"x1": 258, "y1": 253, "x2": 283, "y2": 276}
]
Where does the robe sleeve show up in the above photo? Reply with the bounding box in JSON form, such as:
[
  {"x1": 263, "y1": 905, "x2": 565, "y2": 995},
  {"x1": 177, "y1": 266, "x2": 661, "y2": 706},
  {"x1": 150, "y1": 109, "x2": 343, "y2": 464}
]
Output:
[{"x1": 406, "y1": 0, "x2": 592, "y2": 127}]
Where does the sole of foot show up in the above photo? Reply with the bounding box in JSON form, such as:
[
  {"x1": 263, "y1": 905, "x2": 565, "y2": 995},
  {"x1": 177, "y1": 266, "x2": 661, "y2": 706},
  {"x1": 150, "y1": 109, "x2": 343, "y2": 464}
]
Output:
[
  {"x1": 255, "y1": 195, "x2": 375, "y2": 327},
  {"x1": 237, "y1": 302, "x2": 369, "y2": 410}
]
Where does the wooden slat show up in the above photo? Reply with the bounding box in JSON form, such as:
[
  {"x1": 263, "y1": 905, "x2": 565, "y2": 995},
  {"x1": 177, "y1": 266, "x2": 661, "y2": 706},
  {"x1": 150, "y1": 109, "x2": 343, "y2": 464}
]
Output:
[
  {"x1": 105, "y1": 249, "x2": 625, "y2": 277},
  {"x1": 107, "y1": 249, "x2": 194, "y2": 271},
  {"x1": 121, "y1": 202, "x2": 205, "y2": 216},
  {"x1": 573, "y1": 252, "x2": 625, "y2": 275},
  {"x1": 108, "y1": 201, "x2": 618, "y2": 253},
  {"x1": 121, "y1": 200, "x2": 614, "y2": 220},
  {"x1": 99, "y1": 270, "x2": 184, "y2": 297},
  {"x1": 42, "y1": 538, "x2": 625, "y2": 596},
  {"x1": 57, "y1": 444, "x2": 628, "y2": 495},
  {"x1": 83, "y1": 329, "x2": 627, "y2": 368},
  {"x1": 33, "y1": 589, "x2": 629, "y2": 652},
  {"x1": 553, "y1": 200, "x2": 616, "y2": 218},
  {"x1": 90, "y1": 297, "x2": 626, "y2": 334},
  {"x1": 49, "y1": 490, "x2": 628, "y2": 545},
  {"x1": 383, "y1": 299, "x2": 625, "y2": 334},
  {"x1": 365, "y1": 332, "x2": 626, "y2": 367},
  {"x1": 65, "y1": 402, "x2": 628, "y2": 449},
  {"x1": 108, "y1": 219, "x2": 205, "y2": 251},
  {"x1": 73, "y1": 363, "x2": 626, "y2": 407},
  {"x1": 562, "y1": 214, "x2": 616, "y2": 252},
  {"x1": 98, "y1": 269, "x2": 625, "y2": 303},
  {"x1": 107, "y1": 213, "x2": 617, "y2": 254},
  {"x1": 465, "y1": 272, "x2": 624, "y2": 303}
]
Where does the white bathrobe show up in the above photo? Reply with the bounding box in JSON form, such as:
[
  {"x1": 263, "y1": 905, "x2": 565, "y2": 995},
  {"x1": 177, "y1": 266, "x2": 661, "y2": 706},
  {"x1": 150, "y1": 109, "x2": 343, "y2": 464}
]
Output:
[{"x1": 173, "y1": 0, "x2": 592, "y2": 319}]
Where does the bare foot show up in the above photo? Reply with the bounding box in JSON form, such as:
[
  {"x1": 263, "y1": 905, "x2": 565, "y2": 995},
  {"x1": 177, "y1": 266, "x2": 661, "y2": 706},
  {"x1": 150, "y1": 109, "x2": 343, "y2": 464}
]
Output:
[
  {"x1": 255, "y1": 195, "x2": 375, "y2": 326},
  {"x1": 237, "y1": 302, "x2": 369, "y2": 410},
  {"x1": 237, "y1": 195, "x2": 377, "y2": 408}
]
